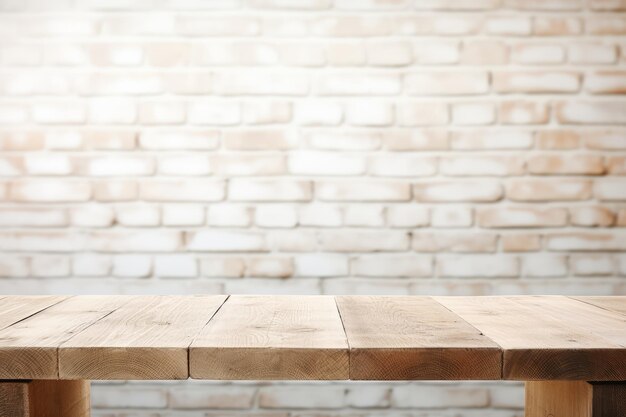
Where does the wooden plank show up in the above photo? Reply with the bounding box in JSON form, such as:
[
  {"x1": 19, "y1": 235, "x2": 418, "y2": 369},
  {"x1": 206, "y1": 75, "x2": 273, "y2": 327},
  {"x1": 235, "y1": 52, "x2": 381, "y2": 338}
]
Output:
[
  {"x1": 0, "y1": 296, "x2": 68, "y2": 331},
  {"x1": 337, "y1": 296, "x2": 501, "y2": 380},
  {"x1": 0, "y1": 380, "x2": 90, "y2": 417},
  {"x1": 436, "y1": 296, "x2": 626, "y2": 381},
  {"x1": 526, "y1": 381, "x2": 626, "y2": 417},
  {"x1": 573, "y1": 296, "x2": 626, "y2": 317},
  {"x1": 60, "y1": 295, "x2": 226, "y2": 380},
  {"x1": 0, "y1": 296, "x2": 127, "y2": 379},
  {"x1": 190, "y1": 295, "x2": 349, "y2": 380}
]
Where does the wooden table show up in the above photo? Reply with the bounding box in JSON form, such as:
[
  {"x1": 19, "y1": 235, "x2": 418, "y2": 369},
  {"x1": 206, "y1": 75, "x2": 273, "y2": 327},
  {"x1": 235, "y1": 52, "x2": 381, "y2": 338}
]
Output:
[{"x1": 0, "y1": 295, "x2": 624, "y2": 417}]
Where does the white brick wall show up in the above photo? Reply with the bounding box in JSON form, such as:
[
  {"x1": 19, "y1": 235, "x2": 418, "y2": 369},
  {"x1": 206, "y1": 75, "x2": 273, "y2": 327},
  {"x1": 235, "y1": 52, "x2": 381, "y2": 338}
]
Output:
[{"x1": 1, "y1": 0, "x2": 625, "y2": 415}]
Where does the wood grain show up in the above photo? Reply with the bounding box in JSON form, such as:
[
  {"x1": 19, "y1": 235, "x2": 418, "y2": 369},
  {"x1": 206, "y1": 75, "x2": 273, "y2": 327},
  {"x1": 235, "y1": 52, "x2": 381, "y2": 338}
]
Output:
[
  {"x1": 0, "y1": 382, "x2": 28, "y2": 417},
  {"x1": 190, "y1": 295, "x2": 349, "y2": 380},
  {"x1": 526, "y1": 381, "x2": 626, "y2": 417},
  {"x1": 60, "y1": 295, "x2": 226, "y2": 380},
  {"x1": 0, "y1": 296, "x2": 68, "y2": 331},
  {"x1": 0, "y1": 296, "x2": 127, "y2": 379},
  {"x1": 338, "y1": 296, "x2": 501, "y2": 380},
  {"x1": 573, "y1": 296, "x2": 626, "y2": 316},
  {"x1": 437, "y1": 296, "x2": 626, "y2": 381},
  {"x1": 0, "y1": 380, "x2": 90, "y2": 417}
]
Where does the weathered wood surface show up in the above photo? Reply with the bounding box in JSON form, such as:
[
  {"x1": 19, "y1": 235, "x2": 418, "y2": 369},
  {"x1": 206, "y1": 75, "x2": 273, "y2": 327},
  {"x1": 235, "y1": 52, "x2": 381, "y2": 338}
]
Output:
[
  {"x1": 0, "y1": 295, "x2": 624, "y2": 381},
  {"x1": 336, "y1": 296, "x2": 501, "y2": 380},
  {"x1": 190, "y1": 295, "x2": 349, "y2": 379}
]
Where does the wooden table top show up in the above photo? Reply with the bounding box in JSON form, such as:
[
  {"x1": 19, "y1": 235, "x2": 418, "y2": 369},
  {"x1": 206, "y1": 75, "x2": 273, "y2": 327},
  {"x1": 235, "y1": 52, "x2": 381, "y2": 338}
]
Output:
[{"x1": 0, "y1": 295, "x2": 624, "y2": 382}]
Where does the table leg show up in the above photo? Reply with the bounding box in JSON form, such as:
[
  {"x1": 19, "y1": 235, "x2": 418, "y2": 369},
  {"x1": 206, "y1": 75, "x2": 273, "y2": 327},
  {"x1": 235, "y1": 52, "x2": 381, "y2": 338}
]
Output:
[
  {"x1": 0, "y1": 380, "x2": 90, "y2": 417},
  {"x1": 525, "y1": 381, "x2": 626, "y2": 417}
]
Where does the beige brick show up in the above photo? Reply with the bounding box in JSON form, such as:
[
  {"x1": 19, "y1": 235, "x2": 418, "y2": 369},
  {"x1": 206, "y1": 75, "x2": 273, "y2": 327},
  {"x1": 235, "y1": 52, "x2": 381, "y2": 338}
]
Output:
[
  {"x1": 279, "y1": 43, "x2": 326, "y2": 67},
  {"x1": 528, "y1": 155, "x2": 604, "y2": 175},
  {"x1": 81, "y1": 156, "x2": 155, "y2": 177},
  {"x1": 140, "y1": 180, "x2": 225, "y2": 202},
  {"x1": 112, "y1": 254, "x2": 152, "y2": 278},
  {"x1": 255, "y1": 205, "x2": 298, "y2": 228},
  {"x1": 534, "y1": 17, "x2": 582, "y2": 36},
  {"x1": 89, "y1": 231, "x2": 182, "y2": 252},
  {"x1": 89, "y1": 43, "x2": 144, "y2": 66},
  {"x1": 327, "y1": 42, "x2": 366, "y2": 66},
  {"x1": 0, "y1": 131, "x2": 44, "y2": 151},
  {"x1": 451, "y1": 131, "x2": 533, "y2": 150},
  {"x1": 438, "y1": 255, "x2": 519, "y2": 277},
  {"x1": 352, "y1": 255, "x2": 432, "y2": 277},
  {"x1": 230, "y1": 179, "x2": 312, "y2": 202},
  {"x1": 31, "y1": 255, "x2": 70, "y2": 277},
  {"x1": 215, "y1": 154, "x2": 286, "y2": 176},
  {"x1": 11, "y1": 180, "x2": 91, "y2": 202},
  {"x1": 546, "y1": 233, "x2": 626, "y2": 251},
  {"x1": 595, "y1": 179, "x2": 626, "y2": 201},
  {"x1": 512, "y1": 44, "x2": 565, "y2": 65},
  {"x1": 318, "y1": 73, "x2": 400, "y2": 96},
  {"x1": 590, "y1": 0, "x2": 626, "y2": 10},
  {"x1": 493, "y1": 71, "x2": 580, "y2": 93},
  {"x1": 0, "y1": 157, "x2": 23, "y2": 176},
  {"x1": 500, "y1": 101, "x2": 549, "y2": 125},
  {"x1": 207, "y1": 205, "x2": 252, "y2": 227},
  {"x1": 164, "y1": 73, "x2": 212, "y2": 95},
  {"x1": 307, "y1": 131, "x2": 382, "y2": 150},
  {"x1": 93, "y1": 180, "x2": 137, "y2": 202},
  {"x1": 243, "y1": 101, "x2": 292, "y2": 125},
  {"x1": 452, "y1": 103, "x2": 496, "y2": 125},
  {"x1": 249, "y1": 0, "x2": 331, "y2": 9},
  {"x1": 570, "y1": 207, "x2": 616, "y2": 227},
  {"x1": 0, "y1": 232, "x2": 81, "y2": 252},
  {"x1": 188, "y1": 101, "x2": 240, "y2": 125},
  {"x1": 76, "y1": 73, "x2": 163, "y2": 95},
  {"x1": 479, "y1": 207, "x2": 567, "y2": 228},
  {"x1": 0, "y1": 208, "x2": 68, "y2": 227},
  {"x1": 169, "y1": 386, "x2": 256, "y2": 409},
  {"x1": 607, "y1": 156, "x2": 626, "y2": 175},
  {"x1": 414, "y1": 181, "x2": 503, "y2": 202},
  {"x1": 569, "y1": 43, "x2": 618, "y2": 64},
  {"x1": 259, "y1": 385, "x2": 344, "y2": 409},
  {"x1": 288, "y1": 151, "x2": 365, "y2": 176},
  {"x1": 344, "y1": 205, "x2": 384, "y2": 227},
  {"x1": 200, "y1": 258, "x2": 245, "y2": 278},
  {"x1": 431, "y1": 207, "x2": 473, "y2": 228},
  {"x1": 397, "y1": 102, "x2": 448, "y2": 126},
  {"x1": 367, "y1": 41, "x2": 413, "y2": 66},
  {"x1": 158, "y1": 154, "x2": 212, "y2": 176},
  {"x1": 154, "y1": 254, "x2": 197, "y2": 278},
  {"x1": 187, "y1": 230, "x2": 267, "y2": 252},
  {"x1": 347, "y1": 101, "x2": 393, "y2": 126},
  {"x1": 88, "y1": 98, "x2": 137, "y2": 124},
  {"x1": 72, "y1": 254, "x2": 111, "y2": 277},
  {"x1": 393, "y1": 384, "x2": 490, "y2": 408},
  {"x1": 369, "y1": 155, "x2": 437, "y2": 177},
  {"x1": 486, "y1": 17, "x2": 532, "y2": 36},
  {"x1": 176, "y1": 16, "x2": 259, "y2": 36},
  {"x1": 295, "y1": 101, "x2": 342, "y2": 126},
  {"x1": 536, "y1": 130, "x2": 580, "y2": 149},
  {"x1": 139, "y1": 101, "x2": 186, "y2": 125},
  {"x1": 317, "y1": 181, "x2": 411, "y2": 201},
  {"x1": 311, "y1": 16, "x2": 393, "y2": 37},
  {"x1": 224, "y1": 129, "x2": 296, "y2": 150},
  {"x1": 293, "y1": 254, "x2": 348, "y2": 277},
  {"x1": 215, "y1": 72, "x2": 309, "y2": 96},
  {"x1": 84, "y1": 130, "x2": 136, "y2": 150},
  {"x1": 571, "y1": 254, "x2": 613, "y2": 276},
  {"x1": 193, "y1": 42, "x2": 278, "y2": 66},
  {"x1": 502, "y1": 234, "x2": 542, "y2": 252},
  {"x1": 92, "y1": 387, "x2": 167, "y2": 408},
  {"x1": 406, "y1": 71, "x2": 488, "y2": 96},
  {"x1": 440, "y1": 156, "x2": 524, "y2": 176},
  {"x1": 413, "y1": 233, "x2": 497, "y2": 253},
  {"x1": 413, "y1": 41, "x2": 459, "y2": 64},
  {"x1": 247, "y1": 257, "x2": 294, "y2": 278},
  {"x1": 585, "y1": 130, "x2": 626, "y2": 150},
  {"x1": 586, "y1": 71, "x2": 626, "y2": 95},
  {"x1": 0, "y1": 256, "x2": 29, "y2": 277},
  {"x1": 319, "y1": 231, "x2": 409, "y2": 252},
  {"x1": 163, "y1": 205, "x2": 205, "y2": 226},
  {"x1": 587, "y1": 17, "x2": 626, "y2": 35},
  {"x1": 524, "y1": 254, "x2": 568, "y2": 277},
  {"x1": 415, "y1": 0, "x2": 500, "y2": 10},
  {"x1": 387, "y1": 205, "x2": 430, "y2": 228},
  {"x1": 461, "y1": 41, "x2": 508, "y2": 65},
  {"x1": 299, "y1": 204, "x2": 342, "y2": 227},
  {"x1": 71, "y1": 205, "x2": 114, "y2": 228},
  {"x1": 507, "y1": 179, "x2": 592, "y2": 201},
  {"x1": 115, "y1": 205, "x2": 160, "y2": 227},
  {"x1": 506, "y1": 0, "x2": 582, "y2": 10}
]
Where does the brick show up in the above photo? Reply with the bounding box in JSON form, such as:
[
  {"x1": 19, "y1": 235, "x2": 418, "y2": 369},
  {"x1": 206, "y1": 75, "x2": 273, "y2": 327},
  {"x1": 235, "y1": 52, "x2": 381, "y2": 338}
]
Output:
[
  {"x1": 140, "y1": 130, "x2": 219, "y2": 150},
  {"x1": 534, "y1": 17, "x2": 582, "y2": 36},
  {"x1": 0, "y1": 232, "x2": 81, "y2": 252},
  {"x1": 169, "y1": 386, "x2": 256, "y2": 409},
  {"x1": 43, "y1": 44, "x2": 88, "y2": 66},
  {"x1": 163, "y1": 205, "x2": 205, "y2": 226},
  {"x1": 327, "y1": 42, "x2": 366, "y2": 66},
  {"x1": 451, "y1": 103, "x2": 496, "y2": 125},
  {"x1": 590, "y1": 0, "x2": 626, "y2": 10},
  {"x1": 524, "y1": 255, "x2": 568, "y2": 277},
  {"x1": 259, "y1": 386, "x2": 344, "y2": 409},
  {"x1": 585, "y1": 130, "x2": 626, "y2": 150},
  {"x1": 0, "y1": 103, "x2": 28, "y2": 124},
  {"x1": 413, "y1": 41, "x2": 459, "y2": 64},
  {"x1": 24, "y1": 154, "x2": 73, "y2": 176},
  {"x1": 193, "y1": 42, "x2": 278, "y2": 66},
  {"x1": 569, "y1": 43, "x2": 617, "y2": 64},
  {"x1": 140, "y1": 180, "x2": 225, "y2": 202},
  {"x1": 507, "y1": 179, "x2": 592, "y2": 201},
  {"x1": 414, "y1": 182, "x2": 503, "y2": 202},
  {"x1": 224, "y1": 129, "x2": 296, "y2": 150},
  {"x1": 506, "y1": 0, "x2": 582, "y2": 10},
  {"x1": 493, "y1": 71, "x2": 580, "y2": 93},
  {"x1": 10, "y1": 180, "x2": 91, "y2": 202},
  {"x1": 201, "y1": 258, "x2": 245, "y2": 278},
  {"x1": 288, "y1": 151, "x2": 366, "y2": 176},
  {"x1": 586, "y1": 71, "x2": 626, "y2": 95},
  {"x1": 307, "y1": 131, "x2": 382, "y2": 150},
  {"x1": 84, "y1": 131, "x2": 136, "y2": 150},
  {"x1": 323, "y1": 277, "x2": 411, "y2": 295},
  {"x1": 0, "y1": 208, "x2": 67, "y2": 227},
  {"x1": 546, "y1": 233, "x2": 626, "y2": 251},
  {"x1": 139, "y1": 101, "x2": 186, "y2": 125},
  {"x1": 367, "y1": 41, "x2": 412, "y2": 66},
  {"x1": 3, "y1": 73, "x2": 71, "y2": 96},
  {"x1": 369, "y1": 155, "x2": 437, "y2": 177},
  {"x1": 188, "y1": 101, "x2": 240, "y2": 125},
  {"x1": 352, "y1": 255, "x2": 432, "y2": 277},
  {"x1": 587, "y1": 17, "x2": 626, "y2": 35},
  {"x1": 154, "y1": 255, "x2": 197, "y2": 278},
  {"x1": 112, "y1": 255, "x2": 152, "y2": 277},
  {"x1": 387, "y1": 205, "x2": 429, "y2": 228},
  {"x1": 528, "y1": 155, "x2": 604, "y2": 175},
  {"x1": 89, "y1": 43, "x2": 144, "y2": 66},
  {"x1": 255, "y1": 205, "x2": 298, "y2": 228},
  {"x1": 73, "y1": 254, "x2": 111, "y2": 277},
  {"x1": 512, "y1": 44, "x2": 565, "y2": 65},
  {"x1": 319, "y1": 231, "x2": 409, "y2": 252},
  {"x1": 81, "y1": 156, "x2": 154, "y2": 177},
  {"x1": 485, "y1": 17, "x2": 532, "y2": 36},
  {"x1": 215, "y1": 154, "x2": 286, "y2": 176},
  {"x1": 440, "y1": 156, "x2": 524, "y2": 176},
  {"x1": 225, "y1": 277, "x2": 320, "y2": 295},
  {"x1": 92, "y1": 387, "x2": 167, "y2": 408},
  {"x1": 318, "y1": 73, "x2": 400, "y2": 96},
  {"x1": 570, "y1": 207, "x2": 616, "y2": 227},
  {"x1": 393, "y1": 384, "x2": 489, "y2": 408},
  {"x1": 536, "y1": 130, "x2": 580, "y2": 150},
  {"x1": 1, "y1": 45, "x2": 41, "y2": 66},
  {"x1": 31, "y1": 255, "x2": 70, "y2": 277},
  {"x1": 249, "y1": 0, "x2": 331, "y2": 9},
  {"x1": 345, "y1": 205, "x2": 384, "y2": 227},
  {"x1": 0, "y1": 157, "x2": 22, "y2": 176},
  {"x1": 413, "y1": 233, "x2": 497, "y2": 253},
  {"x1": 89, "y1": 98, "x2": 137, "y2": 124},
  {"x1": 279, "y1": 43, "x2": 326, "y2": 67},
  {"x1": 115, "y1": 205, "x2": 160, "y2": 227},
  {"x1": 164, "y1": 73, "x2": 212, "y2": 95},
  {"x1": 243, "y1": 101, "x2": 292, "y2": 125},
  {"x1": 311, "y1": 16, "x2": 392, "y2": 37},
  {"x1": 571, "y1": 255, "x2": 613, "y2": 276},
  {"x1": 299, "y1": 204, "x2": 342, "y2": 227},
  {"x1": 415, "y1": 0, "x2": 500, "y2": 10},
  {"x1": 76, "y1": 73, "x2": 163, "y2": 96},
  {"x1": 207, "y1": 205, "x2": 252, "y2": 227},
  {"x1": 0, "y1": 131, "x2": 44, "y2": 150},
  {"x1": 431, "y1": 207, "x2": 473, "y2": 228},
  {"x1": 336, "y1": 0, "x2": 410, "y2": 9},
  {"x1": 214, "y1": 72, "x2": 309, "y2": 96},
  {"x1": 347, "y1": 101, "x2": 393, "y2": 126},
  {"x1": 406, "y1": 71, "x2": 488, "y2": 96},
  {"x1": 317, "y1": 181, "x2": 411, "y2": 201},
  {"x1": 294, "y1": 101, "x2": 343, "y2": 126},
  {"x1": 187, "y1": 231, "x2": 267, "y2": 252},
  {"x1": 247, "y1": 257, "x2": 293, "y2": 278},
  {"x1": 461, "y1": 41, "x2": 508, "y2": 65},
  {"x1": 176, "y1": 16, "x2": 259, "y2": 36},
  {"x1": 387, "y1": 132, "x2": 444, "y2": 153},
  {"x1": 269, "y1": 230, "x2": 317, "y2": 252},
  {"x1": 500, "y1": 101, "x2": 549, "y2": 125},
  {"x1": 0, "y1": 257, "x2": 29, "y2": 277},
  {"x1": 451, "y1": 130, "x2": 533, "y2": 150},
  {"x1": 607, "y1": 156, "x2": 626, "y2": 174},
  {"x1": 490, "y1": 384, "x2": 525, "y2": 408},
  {"x1": 158, "y1": 154, "x2": 212, "y2": 176},
  {"x1": 438, "y1": 255, "x2": 519, "y2": 277},
  {"x1": 479, "y1": 207, "x2": 567, "y2": 228},
  {"x1": 93, "y1": 180, "x2": 137, "y2": 202},
  {"x1": 346, "y1": 385, "x2": 391, "y2": 408},
  {"x1": 89, "y1": 231, "x2": 182, "y2": 252},
  {"x1": 397, "y1": 102, "x2": 448, "y2": 126},
  {"x1": 502, "y1": 234, "x2": 542, "y2": 252},
  {"x1": 230, "y1": 179, "x2": 312, "y2": 201},
  {"x1": 595, "y1": 179, "x2": 626, "y2": 201}
]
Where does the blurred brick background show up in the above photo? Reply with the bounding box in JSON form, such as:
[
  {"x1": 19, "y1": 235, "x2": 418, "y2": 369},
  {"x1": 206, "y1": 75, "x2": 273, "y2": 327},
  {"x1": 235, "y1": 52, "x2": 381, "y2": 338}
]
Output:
[{"x1": 1, "y1": 0, "x2": 625, "y2": 415}]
